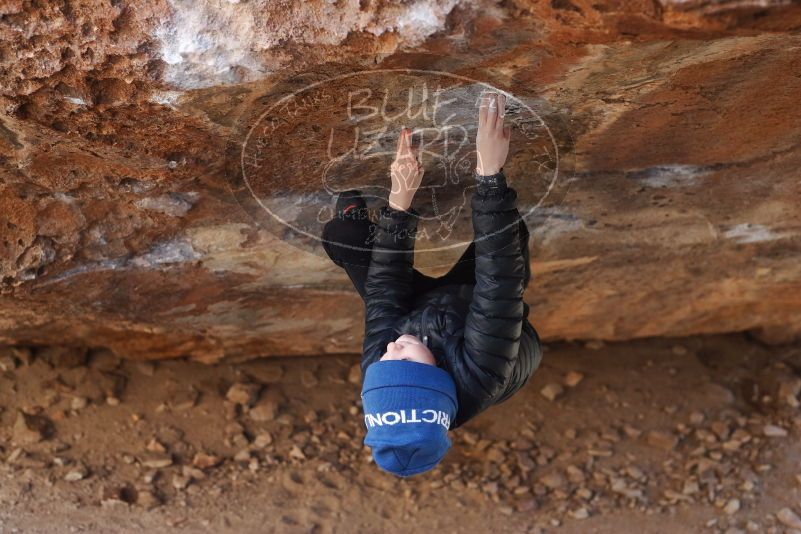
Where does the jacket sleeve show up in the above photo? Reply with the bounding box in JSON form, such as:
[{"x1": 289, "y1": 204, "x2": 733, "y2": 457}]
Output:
[
  {"x1": 360, "y1": 205, "x2": 420, "y2": 375},
  {"x1": 450, "y1": 171, "x2": 526, "y2": 425}
]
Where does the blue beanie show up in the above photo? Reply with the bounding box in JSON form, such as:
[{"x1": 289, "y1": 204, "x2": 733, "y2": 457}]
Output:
[{"x1": 361, "y1": 360, "x2": 458, "y2": 477}]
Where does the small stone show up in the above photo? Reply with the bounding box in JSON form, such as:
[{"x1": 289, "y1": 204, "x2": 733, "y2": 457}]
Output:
[
  {"x1": 646, "y1": 430, "x2": 678, "y2": 451},
  {"x1": 136, "y1": 489, "x2": 160, "y2": 510},
  {"x1": 689, "y1": 411, "x2": 705, "y2": 425},
  {"x1": 540, "y1": 383, "x2": 565, "y2": 402},
  {"x1": 192, "y1": 452, "x2": 222, "y2": 469},
  {"x1": 778, "y1": 377, "x2": 801, "y2": 406},
  {"x1": 348, "y1": 363, "x2": 361, "y2": 385},
  {"x1": 289, "y1": 445, "x2": 306, "y2": 460},
  {"x1": 253, "y1": 432, "x2": 273, "y2": 449},
  {"x1": 146, "y1": 438, "x2": 167, "y2": 454},
  {"x1": 777, "y1": 508, "x2": 801, "y2": 529},
  {"x1": 249, "y1": 398, "x2": 279, "y2": 422},
  {"x1": 724, "y1": 499, "x2": 740, "y2": 515},
  {"x1": 182, "y1": 466, "x2": 205, "y2": 480},
  {"x1": 65, "y1": 465, "x2": 88, "y2": 482},
  {"x1": 565, "y1": 465, "x2": 585, "y2": 483},
  {"x1": 564, "y1": 371, "x2": 584, "y2": 388},
  {"x1": 539, "y1": 472, "x2": 566, "y2": 490},
  {"x1": 71, "y1": 396, "x2": 88, "y2": 411},
  {"x1": 585, "y1": 340, "x2": 604, "y2": 350},
  {"x1": 763, "y1": 424, "x2": 788, "y2": 437},
  {"x1": 234, "y1": 449, "x2": 252, "y2": 462},
  {"x1": 569, "y1": 507, "x2": 590, "y2": 520},
  {"x1": 225, "y1": 383, "x2": 261, "y2": 406},
  {"x1": 141, "y1": 454, "x2": 173, "y2": 469},
  {"x1": 0, "y1": 354, "x2": 17, "y2": 371},
  {"x1": 672, "y1": 345, "x2": 688, "y2": 355},
  {"x1": 623, "y1": 424, "x2": 642, "y2": 439},
  {"x1": 171, "y1": 387, "x2": 199, "y2": 411},
  {"x1": 172, "y1": 474, "x2": 191, "y2": 490}
]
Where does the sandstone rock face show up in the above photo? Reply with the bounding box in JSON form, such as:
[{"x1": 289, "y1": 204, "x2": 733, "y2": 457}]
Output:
[{"x1": 1, "y1": 0, "x2": 800, "y2": 361}]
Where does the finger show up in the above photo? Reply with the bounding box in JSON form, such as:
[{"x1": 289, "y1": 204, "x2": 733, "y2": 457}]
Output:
[
  {"x1": 496, "y1": 93, "x2": 507, "y2": 129},
  {"x1": 487, "y1": 93, "x2": 498, "y2": 129},
  {"x1": 503, "y1": 125, "x2": 511, "y2": 140},
  {"x1": 478, "y1": 94, "x2": 489, "y2": 127},
  {"x1": 395, "y1": 127, "x2": 410, "y2": 159}
]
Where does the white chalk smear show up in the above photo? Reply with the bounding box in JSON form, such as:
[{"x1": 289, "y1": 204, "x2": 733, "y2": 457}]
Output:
[
  {"x1": 723, "y1": 223, "x2": 791, "y2": 244},
  {"x1": 153, "y1": 0, "x2": 471, "y2": 90},
  {"x1": 627, "y1": 164, "x2": 711, "y2": 188}
]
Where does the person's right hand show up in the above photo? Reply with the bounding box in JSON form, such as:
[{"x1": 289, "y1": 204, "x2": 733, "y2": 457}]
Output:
[
  {"x1": 389, "y1": 127, "x2": 424, "y2": 211},
  {"x1": 476, "y1": 92, "x2": 510, "y2": 176}
]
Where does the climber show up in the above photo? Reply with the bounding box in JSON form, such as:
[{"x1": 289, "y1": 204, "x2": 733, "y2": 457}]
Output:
[{"x1": 321, "y1": 92, "x2": 543, "y2": 477}]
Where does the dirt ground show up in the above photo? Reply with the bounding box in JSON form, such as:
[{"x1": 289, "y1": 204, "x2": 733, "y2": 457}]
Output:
[{"x1": 2, "y1": 334, "x2": 801, "y2": 534}]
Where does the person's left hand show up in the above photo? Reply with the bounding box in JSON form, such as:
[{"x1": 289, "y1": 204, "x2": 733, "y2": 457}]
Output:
[{"x1": 388, "y1": 127, "x2": 424, "y2": 211}]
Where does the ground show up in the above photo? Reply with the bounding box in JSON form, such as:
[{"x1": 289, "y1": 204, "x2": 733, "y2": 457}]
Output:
[{"x1": 2, "y1": 334, "x2": 801, "y2": 534}]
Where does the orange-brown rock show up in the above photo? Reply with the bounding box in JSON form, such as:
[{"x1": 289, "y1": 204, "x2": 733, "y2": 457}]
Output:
[{"x1": 1, "y1": 0, "x2": 800, "y2": 361}]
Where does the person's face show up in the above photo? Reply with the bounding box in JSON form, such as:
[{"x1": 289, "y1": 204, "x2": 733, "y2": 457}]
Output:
[{"x1": 379, "y1": 334, "x2": 436, "y2": 365}]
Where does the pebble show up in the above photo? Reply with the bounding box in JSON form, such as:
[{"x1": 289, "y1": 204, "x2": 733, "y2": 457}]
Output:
[
  {"x1": 540, "y1": 383, "x2": 565, "y2": 402},
  {"x1": 569, "y1": 507, "x2": 589, "y2": 520},
  {"x1": 172, "y1": 474, "x2": 191, "y2": 490},
  {"x1": 65, "y1": 466, "x2": 88, "y2": 482},
  {"x1": 225, "y1": 383, "x2": 261, "y2": 406},
  {"x1": 564, "y1": 371, "x2": 584, "y2": 388},
  {"x1": 136, "y1": 489, "x2": 160, "y2": 509},
  {"x1": 71, "y1": 396, "x2": 88, "y2": 411},
  {"x1": 253, "y1": 432, "x2": 274, "y2": 449},
  {"x1": 141, "y1": 454, "x2": 173, "y2": 469},
  {"x1": 763, "y1": 424, "x2": 788, "y2": 437},
  {"x1": 347, "y1": 363, "x2": 361, "y2": 385},
  {"x1": 623, "y1": 424, "x2": 642, "y2": 439},
  {"x1": 689, "y1": 411, "x2": 705, "y2": 425},
  {"x1": 777, "y1": 508, "x2": 801, "y2": 529},
  {"x1": 724, "y1": 498, "x2": 740, "y2": 515},
  {"x1": 0, "y1": 354, "x2": 17, "y2": 371},
  {"x1": 146, "y1": 439, "x2": 167, "y2": 454},
  {"x1": 539, "y1": 472, "x2": 566, "y2": 490},
  {"x1": 192, "y1": 453, "x2": 222, "y2": 469},
  {"x1": 249, "y1": 398, "x2": 279, "y2": 422},
  {"x1": 289, "y1": 445, "x2": 307, "y2": 460},
  {"x1": 234, "y1": 449, "x2": 252, "y2": 462}
]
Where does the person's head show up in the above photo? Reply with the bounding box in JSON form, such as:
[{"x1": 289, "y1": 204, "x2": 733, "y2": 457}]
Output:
[{"x1": 361, "y1": 334, "x2": 458, "y2": 477}]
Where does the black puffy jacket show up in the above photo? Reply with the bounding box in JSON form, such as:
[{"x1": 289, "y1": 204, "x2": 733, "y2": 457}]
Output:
[{"x1": 361, "y1": 176, "x2": 543, "y2": 429}]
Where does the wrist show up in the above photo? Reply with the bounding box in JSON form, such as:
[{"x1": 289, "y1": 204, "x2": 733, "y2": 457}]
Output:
[
  {"x1": 476, "y1": 166, "x2": 501, "y2": 177},
  {"x1": 388, "y1": 194, "x2": 411, "y2": 212},
  {"x1": 475, "y1": 170, "x2": 507, "y2": 194}
]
